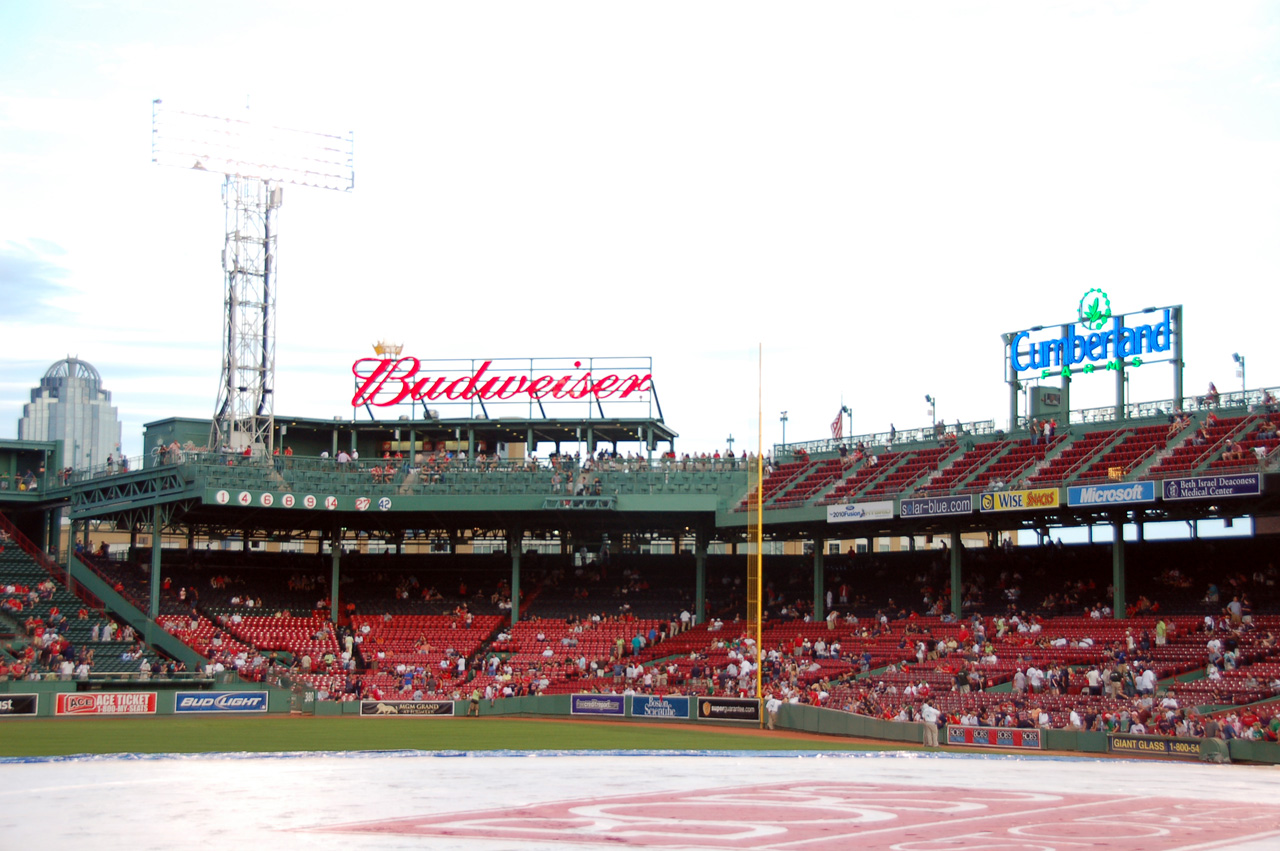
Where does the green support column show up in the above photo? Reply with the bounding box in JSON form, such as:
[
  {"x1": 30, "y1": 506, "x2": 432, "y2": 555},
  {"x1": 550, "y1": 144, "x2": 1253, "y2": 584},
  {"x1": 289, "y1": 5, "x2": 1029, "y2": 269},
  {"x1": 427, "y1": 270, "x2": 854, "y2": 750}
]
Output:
[
  {"x1": 1115, "y1": 316, "x2": 1126, "y2": 422},
  {"x1": 330, "y1": 527, "x2": 341, "y2": 625},
  {"x1": 813, "y1": 542, "x2": 825, "y2": 621},
  {"x1": 510, "y1": 528, "x2": 523, "y2": 626},
  {"x1": 39, "y1": 509, "x2": 49, "y2": 556},
  {"x1": 65, "y1": 520, "x2": 76, "y2": 570},
  {"x1": 1113, "y1": 515, "x2": 1126, "y2": 620},
  {"x1": 147, "y1": 505, "x2": 163, "y2": 648},
  {"x1": 950, "y1": 530, "x2": 962, "y2": 619},
  {"x1": 150, "y1": 507, "x2": 163, "y2": 619},
  {"x1": 48, "y1": 507, "x2": 61, "y2": 560},
  {"x1": 65, "y1": 517, "x2": 76, "y2": 596},
  {"x1": 467, "y1": 428, "x2": 475, "y2": 461},
  {"x1": 695, "y1": 530, "x2": 707, "y2": 625}
]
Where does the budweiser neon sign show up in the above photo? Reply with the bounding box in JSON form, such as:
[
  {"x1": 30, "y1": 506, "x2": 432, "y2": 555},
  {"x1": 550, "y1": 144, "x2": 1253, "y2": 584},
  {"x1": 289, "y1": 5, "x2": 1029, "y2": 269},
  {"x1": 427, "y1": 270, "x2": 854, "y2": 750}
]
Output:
[{"x1": 352, "y1": 358, "x2": 653, "y2": 408}]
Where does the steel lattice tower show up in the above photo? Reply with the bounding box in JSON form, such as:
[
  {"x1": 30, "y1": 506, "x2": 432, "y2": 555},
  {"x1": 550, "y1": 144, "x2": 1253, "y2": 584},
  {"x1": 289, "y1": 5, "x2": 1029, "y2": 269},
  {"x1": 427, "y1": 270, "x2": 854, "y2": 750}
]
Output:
[
  {"x1": 214, "y1": 176, "x2": 281, "y2": 453},
  {"x1": 152, "y1": 100, "x2": 353, "y2": 455}
]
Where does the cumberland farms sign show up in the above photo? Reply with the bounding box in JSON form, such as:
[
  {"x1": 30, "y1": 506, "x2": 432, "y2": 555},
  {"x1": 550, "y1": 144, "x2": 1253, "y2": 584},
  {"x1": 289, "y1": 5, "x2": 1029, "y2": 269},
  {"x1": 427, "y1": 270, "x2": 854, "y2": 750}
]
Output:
[{"x1": 351, "y1": 355, "x2": 654, "y2": 412}]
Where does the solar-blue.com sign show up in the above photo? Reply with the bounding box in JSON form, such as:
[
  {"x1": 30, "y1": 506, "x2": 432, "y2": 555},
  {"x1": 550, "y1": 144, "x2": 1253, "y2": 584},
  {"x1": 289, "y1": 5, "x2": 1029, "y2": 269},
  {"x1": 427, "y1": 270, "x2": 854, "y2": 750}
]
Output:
[{"x1": 900, "y1": 495, "x2": 973, "y2": 518}]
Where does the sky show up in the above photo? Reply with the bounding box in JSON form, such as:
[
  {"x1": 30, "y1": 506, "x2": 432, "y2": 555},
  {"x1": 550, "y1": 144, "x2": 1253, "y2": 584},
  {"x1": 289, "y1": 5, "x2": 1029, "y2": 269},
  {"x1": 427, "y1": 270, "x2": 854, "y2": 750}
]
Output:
[{"x1": 2, "y1": 1, "x2": 1279, "y2": 459}]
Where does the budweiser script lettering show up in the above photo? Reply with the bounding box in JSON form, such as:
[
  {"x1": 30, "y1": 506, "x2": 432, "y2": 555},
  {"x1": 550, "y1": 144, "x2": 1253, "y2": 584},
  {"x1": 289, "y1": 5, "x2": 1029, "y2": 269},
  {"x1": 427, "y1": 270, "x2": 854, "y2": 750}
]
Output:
[{"x1": 352, "y1": 358, "x2": 652, "y2": 407}]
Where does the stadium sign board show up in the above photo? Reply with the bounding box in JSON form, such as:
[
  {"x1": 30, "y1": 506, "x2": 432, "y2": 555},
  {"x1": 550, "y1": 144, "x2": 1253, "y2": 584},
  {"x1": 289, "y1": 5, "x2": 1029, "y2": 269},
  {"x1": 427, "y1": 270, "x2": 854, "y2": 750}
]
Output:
[
  {"x1": 55, "y1": 692, "x2": 157, "y2": 716},
  {"x1": 826, "y1": 500, "x2": 894, "y2": 523},
  {"x1": 1107, "y1": 734, "x2": 1200, "y2": 759},
  {"x1": 359, "y1": 700, "x2": 455, "y2": 717},
  {"x1": 0, "y1": 694, "x2": 38, "y2": 717},
  {"x1": 979, "y1": 488, "x2": 1060, "y2": 513},
  {"x1": 1009, "y1": 289, "x2": 1174, "y2": 379},
  {"x1": 697, "y1": 696, "x2": 760, "y2": 722},
  {"x1": 1161, "y1": 473, "x2": 1261, "y2": 502},
  {"x1": 569, "y1": 694, "x2": 625, "y2": 716},
  {"x1": 352, "y1": 356, "x2": 653, "y2": 409},
  {"x1": 945, "y1": 725, "x2": 1041, "y2": 750},
  {"x1": 631, "y1": 695, "x2": 691, "y2": 719},
  {"x1": 174, "y1": 691, "x2": 269, "y2": 713},
  {"x1": 1067, "y1": 481, "x2": 1156, "y2": 507},
  {"x1": 900, "y1": 495, "x2": 973, "y2": 518}
]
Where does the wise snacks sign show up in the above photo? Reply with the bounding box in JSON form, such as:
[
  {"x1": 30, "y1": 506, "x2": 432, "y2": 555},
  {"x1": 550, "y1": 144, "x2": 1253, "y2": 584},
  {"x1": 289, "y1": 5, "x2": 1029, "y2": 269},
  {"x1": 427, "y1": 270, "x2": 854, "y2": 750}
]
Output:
[
  {"x1": 980, "y1": 488, "x2": 1060, "y2": 513},
  {"x1": 352, "y1": 357, "x2": 653, "y2": 409}
]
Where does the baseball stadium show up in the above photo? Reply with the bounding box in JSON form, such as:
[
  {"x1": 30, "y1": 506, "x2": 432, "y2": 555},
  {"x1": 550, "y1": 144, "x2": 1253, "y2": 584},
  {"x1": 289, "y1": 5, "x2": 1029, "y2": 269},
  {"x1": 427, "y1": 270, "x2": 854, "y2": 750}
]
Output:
[
  {"x1": 4, "y1": 284, "x2": 1280, "y2": 849},
  {"x1": 6, "y1": 6, "x2": 1280, "y2": 847}
]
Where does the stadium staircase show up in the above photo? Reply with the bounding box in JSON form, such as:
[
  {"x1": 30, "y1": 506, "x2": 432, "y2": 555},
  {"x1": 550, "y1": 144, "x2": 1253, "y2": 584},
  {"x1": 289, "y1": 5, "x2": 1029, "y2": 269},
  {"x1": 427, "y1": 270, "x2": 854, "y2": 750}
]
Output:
[
  {"x1": 915, "y1": 440, "x2": 1010, "y2": 494},
  {"x1": 0, "y1": 519, "x2": 182, "y2": 675},
  {"x1": 963, "y1": 437, "x2": 1061, "y2": 493},
  {"x1": 1026, "y1": 427, "x2": 1126, "y2": 486},
  {"x1": 1143, "y1": 414, "x2": 1256, "y2": 479}
]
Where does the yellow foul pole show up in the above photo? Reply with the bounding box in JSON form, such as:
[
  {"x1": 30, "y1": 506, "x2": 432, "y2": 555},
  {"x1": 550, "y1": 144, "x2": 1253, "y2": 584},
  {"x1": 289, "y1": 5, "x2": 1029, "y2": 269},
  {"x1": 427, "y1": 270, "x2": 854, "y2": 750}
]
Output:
[{"x1": 755, "y1": 343, "x2": 764, "y2": 723}]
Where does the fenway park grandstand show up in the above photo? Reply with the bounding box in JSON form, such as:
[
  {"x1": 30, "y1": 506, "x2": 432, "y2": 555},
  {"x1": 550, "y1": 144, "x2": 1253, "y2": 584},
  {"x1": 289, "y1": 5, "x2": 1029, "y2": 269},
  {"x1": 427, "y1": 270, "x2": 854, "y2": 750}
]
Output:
[{"x1": 2, "y1": 346, "x2": 1280, "y2": 760}]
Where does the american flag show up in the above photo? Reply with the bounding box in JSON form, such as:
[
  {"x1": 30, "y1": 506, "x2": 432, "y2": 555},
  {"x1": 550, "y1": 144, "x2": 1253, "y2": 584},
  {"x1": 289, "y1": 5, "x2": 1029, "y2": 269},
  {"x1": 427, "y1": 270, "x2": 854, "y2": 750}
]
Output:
[{"x1": 831, "y1": 411, "x2": 843, "y2": 439}]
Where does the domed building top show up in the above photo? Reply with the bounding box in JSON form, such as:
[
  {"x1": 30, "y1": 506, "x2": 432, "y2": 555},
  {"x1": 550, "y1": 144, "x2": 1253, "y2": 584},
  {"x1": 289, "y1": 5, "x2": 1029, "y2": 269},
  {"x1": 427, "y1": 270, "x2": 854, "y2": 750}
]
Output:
[
  {"x1": 20, "y1": 356, "x2": 121, "y2": 470},
  {"x1": 43, "y1": 357, "x2": 103, "y2": 384}
]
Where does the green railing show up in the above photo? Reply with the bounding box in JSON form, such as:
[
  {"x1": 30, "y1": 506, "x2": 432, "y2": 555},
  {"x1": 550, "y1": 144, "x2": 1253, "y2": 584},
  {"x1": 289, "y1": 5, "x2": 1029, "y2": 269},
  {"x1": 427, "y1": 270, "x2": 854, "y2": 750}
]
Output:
[{"x1": 132, "y1": 451, "x2": 751, "y2": 501}]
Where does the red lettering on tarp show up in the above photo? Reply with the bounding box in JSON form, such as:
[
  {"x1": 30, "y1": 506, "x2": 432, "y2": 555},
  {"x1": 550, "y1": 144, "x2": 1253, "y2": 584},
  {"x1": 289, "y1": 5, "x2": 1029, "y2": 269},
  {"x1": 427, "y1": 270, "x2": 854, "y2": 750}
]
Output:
[{"x1": 320, "y1": 782, "x2": 1280, "y2": 848}]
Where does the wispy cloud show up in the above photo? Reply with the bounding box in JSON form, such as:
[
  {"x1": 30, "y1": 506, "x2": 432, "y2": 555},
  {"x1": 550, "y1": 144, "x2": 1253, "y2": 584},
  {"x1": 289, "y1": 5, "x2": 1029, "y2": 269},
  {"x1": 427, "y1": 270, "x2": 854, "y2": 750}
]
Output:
[{"x1": 0, "y1": 239, "x2": 73, "y2": 321}]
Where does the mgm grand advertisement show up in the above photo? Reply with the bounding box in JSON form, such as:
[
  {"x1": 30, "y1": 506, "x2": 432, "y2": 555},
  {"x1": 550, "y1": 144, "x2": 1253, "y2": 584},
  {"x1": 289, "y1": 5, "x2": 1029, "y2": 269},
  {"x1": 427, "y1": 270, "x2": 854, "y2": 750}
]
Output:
[{"x1": 359, "y1": 700, "x2": 455, "y2": 717}]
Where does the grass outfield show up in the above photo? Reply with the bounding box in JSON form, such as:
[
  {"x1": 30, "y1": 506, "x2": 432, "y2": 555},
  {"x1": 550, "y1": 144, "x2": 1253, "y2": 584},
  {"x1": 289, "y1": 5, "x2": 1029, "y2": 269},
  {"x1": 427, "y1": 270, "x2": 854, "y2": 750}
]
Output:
[{"x1": 0, "y1": 716, "x2": 901, "y2": 758}]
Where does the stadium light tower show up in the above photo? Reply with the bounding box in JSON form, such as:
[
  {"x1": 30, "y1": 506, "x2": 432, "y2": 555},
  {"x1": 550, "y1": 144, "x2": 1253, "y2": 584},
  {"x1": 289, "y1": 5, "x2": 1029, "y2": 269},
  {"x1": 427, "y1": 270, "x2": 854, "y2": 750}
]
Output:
[{"x1": 151, "y1": 100, "x2": 354, "y2": 455}]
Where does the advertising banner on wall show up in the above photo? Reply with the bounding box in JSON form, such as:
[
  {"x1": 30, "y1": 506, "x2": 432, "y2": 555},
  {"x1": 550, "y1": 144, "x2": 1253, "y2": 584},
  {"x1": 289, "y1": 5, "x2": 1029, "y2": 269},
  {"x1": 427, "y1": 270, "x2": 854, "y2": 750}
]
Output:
[
  {"x1": 945, "y1": 726, "x2": 1041, "y2": 749},
  {"x1": 1066, "y1": 481, "x2": 1156, "y2": 507},
  {"x1": 900, "y1": 495, "x2": 973, "y2": 518},
  {"x1": 979, "y1": 488, "x2": 1060, "y2": 513},
  {"x1": 174, "y1": 691, "x2": 269, "y2": 713},
  {"x1": 1107, "y1": 734, "x2": 1200, "y2": 759},
  {"x1": 359, "y1": 700, "x2": 455, "y2": 717},
  {"x1": 55, "y1": 693, "x2": 157, "y2": 716},
  {"x1": 827, "y1": 501, "x2": 894, "y2": 523},
  {"x1": 0, "y1": 694, "x2": 38, "y2": 717},
  {"x1": 631, "y1": 695, "x2": 691, "y2": 720},
  {"x1": 1161, "y1": 474, "x2": 1261, "y2": 502},
  {"x1": 570, "y1": 694, "x2": 626, "y2": 716},
  {"x1": 696, "y1": 696, "x2": 760, "y2": 723}
]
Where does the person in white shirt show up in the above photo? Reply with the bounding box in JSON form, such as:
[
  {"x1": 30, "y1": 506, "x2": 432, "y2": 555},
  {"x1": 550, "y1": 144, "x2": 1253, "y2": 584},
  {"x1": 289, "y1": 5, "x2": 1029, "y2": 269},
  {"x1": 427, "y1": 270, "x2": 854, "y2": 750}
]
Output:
[
  {"x1": 765, "y1": 695, "x2": 783, "y2": 730},
  {"x1": 920, "y1": 700, "x2": 941, "y2": 747}
]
